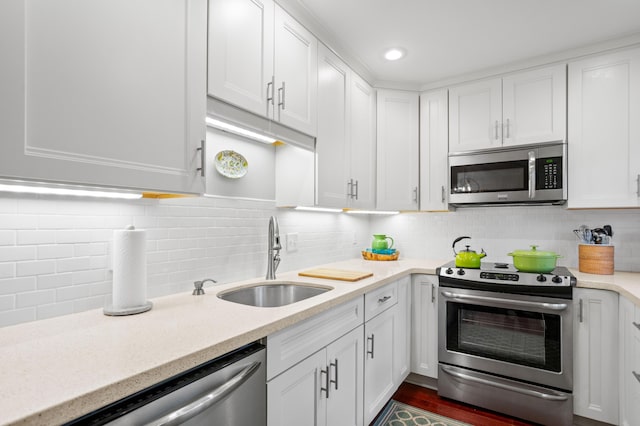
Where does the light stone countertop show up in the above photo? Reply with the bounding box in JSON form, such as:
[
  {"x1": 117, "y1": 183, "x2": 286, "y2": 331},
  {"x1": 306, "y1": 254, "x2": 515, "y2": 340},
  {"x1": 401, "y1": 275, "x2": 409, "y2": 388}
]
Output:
[{"x1": 0, "y1": 257, "x2": 638, "y2": 426}]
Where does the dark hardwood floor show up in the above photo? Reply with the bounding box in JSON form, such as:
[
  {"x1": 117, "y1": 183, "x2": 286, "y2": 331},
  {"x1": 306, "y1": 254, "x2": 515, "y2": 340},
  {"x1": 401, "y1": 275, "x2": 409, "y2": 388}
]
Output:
[{"x1": 374, "y1": 382, "x2": 607, "y2": 426}]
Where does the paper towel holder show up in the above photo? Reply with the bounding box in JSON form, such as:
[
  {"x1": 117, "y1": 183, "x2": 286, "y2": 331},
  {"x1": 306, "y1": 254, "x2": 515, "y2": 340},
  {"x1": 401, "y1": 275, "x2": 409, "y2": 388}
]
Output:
[{"x1": 104, "y1": 300, "x2": 153, "y2": 316}]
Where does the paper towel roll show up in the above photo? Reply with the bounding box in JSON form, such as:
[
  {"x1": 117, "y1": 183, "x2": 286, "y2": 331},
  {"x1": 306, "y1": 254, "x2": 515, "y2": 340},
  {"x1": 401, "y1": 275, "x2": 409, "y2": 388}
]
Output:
[{"x1": 112, "y1": 225, "x2": 148, "y2": 310}]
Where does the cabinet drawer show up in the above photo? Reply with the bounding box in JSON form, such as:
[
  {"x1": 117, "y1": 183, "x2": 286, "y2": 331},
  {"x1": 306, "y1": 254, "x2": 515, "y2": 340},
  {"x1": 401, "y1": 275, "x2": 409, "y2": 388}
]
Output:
[
  {"x1": 267, "y1": 297, "x2": 363, "y2": 380},
  {"x1": 364, "y1": 281, "x2": 398, "y2": 322}
]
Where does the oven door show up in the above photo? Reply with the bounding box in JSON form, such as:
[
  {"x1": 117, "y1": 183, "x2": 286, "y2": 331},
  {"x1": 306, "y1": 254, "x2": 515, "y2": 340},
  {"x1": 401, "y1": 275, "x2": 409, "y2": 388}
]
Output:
[{"x1": 438, "y1": 286, "x2": 572, "y2": 390}]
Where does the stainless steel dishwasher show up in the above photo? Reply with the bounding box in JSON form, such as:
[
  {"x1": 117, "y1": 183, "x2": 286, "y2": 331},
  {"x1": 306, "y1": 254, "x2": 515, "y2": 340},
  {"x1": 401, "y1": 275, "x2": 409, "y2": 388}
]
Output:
[{"x1": 65, "y1": 342, "x2": 265, "y2": 426}]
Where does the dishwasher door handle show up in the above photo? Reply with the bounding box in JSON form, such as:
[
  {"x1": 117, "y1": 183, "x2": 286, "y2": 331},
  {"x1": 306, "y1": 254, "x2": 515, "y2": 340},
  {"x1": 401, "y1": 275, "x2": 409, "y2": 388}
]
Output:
[{"x1": 144, "y1": 361, "x2": 262, "y2": 426}]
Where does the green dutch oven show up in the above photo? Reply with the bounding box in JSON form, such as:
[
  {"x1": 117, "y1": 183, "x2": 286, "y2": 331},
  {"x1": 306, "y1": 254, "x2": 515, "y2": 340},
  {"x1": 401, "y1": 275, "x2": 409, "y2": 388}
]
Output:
[{"x1": 508, "y1": 245, "x2": 561, "y2": 273}]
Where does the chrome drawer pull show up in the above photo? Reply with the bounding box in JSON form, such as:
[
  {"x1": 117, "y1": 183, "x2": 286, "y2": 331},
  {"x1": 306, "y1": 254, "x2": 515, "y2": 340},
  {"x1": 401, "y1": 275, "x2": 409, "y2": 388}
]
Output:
[
  {"x1": 378, "y1": 295, "x2": 392, "y2": 304},
  {"x1": 330, "y1": 358, "x2": 338, "y2": 390},
  {"x1": 367, "y1": 335, "x2": 375, "y2": 359},
  {"x1": 320, "y1": 366, "x2": 330, "y2": 398}
]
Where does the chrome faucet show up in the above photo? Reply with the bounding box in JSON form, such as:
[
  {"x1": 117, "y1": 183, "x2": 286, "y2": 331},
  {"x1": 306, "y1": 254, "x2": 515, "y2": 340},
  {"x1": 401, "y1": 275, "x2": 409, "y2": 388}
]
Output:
[{"x1": 266, "y1": 216, "x2": 281, "y2": 280}]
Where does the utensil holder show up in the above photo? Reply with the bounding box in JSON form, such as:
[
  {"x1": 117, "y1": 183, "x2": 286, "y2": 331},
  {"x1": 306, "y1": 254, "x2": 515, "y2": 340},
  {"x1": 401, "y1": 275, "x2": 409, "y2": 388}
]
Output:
[{"x1": 578, "y1": 244, "x2": 614, "y2": 275}]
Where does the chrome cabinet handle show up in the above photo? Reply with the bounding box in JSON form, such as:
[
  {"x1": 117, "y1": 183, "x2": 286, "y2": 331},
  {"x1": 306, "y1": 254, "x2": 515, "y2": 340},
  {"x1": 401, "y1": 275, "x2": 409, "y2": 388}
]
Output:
[
  {"x1": 637, "y1": 174, "x2": 640, "y2": 197},
  {"x1": 367, "y1": 335, "x2": 375, "y2": 359},
  {"x1": 378, "y1": 295, "x2": 392, "y2": 304},
  {"x1": 441, "y1": 290, "x2": 568, "y2": 311},
  {"x1": 278, "y1": 82, "x2": 286, "y2": 110},
  {"x1": 528, "y1": 150, "x2": 536, "y2": 199},
  {"x1": 266, "y1": 77, "x2": 274, "y2": 105},
  {"x1": 354, "y1": 180, "x2": 359, "y2": 200},
  {"x1": 196, "y1": 140, "x2": 205, "y2": 177},
  {"x1": 633, "y1": 371, "x2": 640, "y2": 384},
  {"x1": 441, "y1": 185, "x2": 445, "y2": 204},
  {"x1": 144, "y1": 361, "x2": 261, "y2": 426},
  {"x1": 330, "y1": 358, "x2": 338, "y2": 390},
  {"x1": 431, "y1": 283, "x2": 436, "y2": 303},
  {"x1": 632, "y1": 321, "x2": 640, "y2": 331},
  {"x1": 413, "y1": 186, "x2": 419, "y2": 204},
  {"x1": 441, "y1": 365, "x2": 569, "y2": 401},
  {"x1": 505, "y1": 118, "x2": 510, "y2": 139},
  {"x1": 579, "y1": 299, "x2": 584, "y2": 323},
  {"x1": 347, "y1": 179, "x2": 353, "y2": 199},
  {"x1": 320, "y1": 366, "x2": 330, "y2": 398}
]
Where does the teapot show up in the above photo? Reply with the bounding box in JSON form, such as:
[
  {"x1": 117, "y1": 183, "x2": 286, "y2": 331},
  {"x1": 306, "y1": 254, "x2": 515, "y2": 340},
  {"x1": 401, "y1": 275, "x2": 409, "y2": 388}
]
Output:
[
  {"x1": 453, "y1": 236, "x2": 486, "y2": 268},
  {"x1": 372, "y1": 234, "x2": 394, "y2": 250}
]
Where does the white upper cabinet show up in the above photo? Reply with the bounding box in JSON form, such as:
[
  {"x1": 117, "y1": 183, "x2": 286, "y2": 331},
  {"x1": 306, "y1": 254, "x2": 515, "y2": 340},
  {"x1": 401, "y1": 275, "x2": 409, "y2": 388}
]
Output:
[
  {"x1": 449, "y1": 78, "x2": 502, "y2": 152},
  {"x1": 376, "y1": 90, "x2": 419, "y2": 210},
  {"x1": 316, "y1": 44, "x2": 376, "y2": 209},
  {"x1": 347, "y1": 73, "x2": 377, "y2": 210},
  {"x1": 273, "y1": 5, "x2": 318, "y2": 136},
  {"x1": 0, "y1": 0, "x2": 207, "y2": 194},
  {"x1": 316, "y1": 43, "x2": 349, "y2": 207},
  {"x1": 419, "y1": 89, "x2": 449, "y2": 211},
  {"x1": 502, "y1": 64, "x2": 566, "y2": 147},
  {"x1": 209, "y1": 0, "x2": 317, "y2": 136},
  {"x1": 449, "y1": 64, "x2": 566, "y2": 152},
  {"x1": 208, "y1": 0, "x2": 274, "y2": 118},
  {"x1": 568, "y1": 47, "x2": 640, "y2": 208}
]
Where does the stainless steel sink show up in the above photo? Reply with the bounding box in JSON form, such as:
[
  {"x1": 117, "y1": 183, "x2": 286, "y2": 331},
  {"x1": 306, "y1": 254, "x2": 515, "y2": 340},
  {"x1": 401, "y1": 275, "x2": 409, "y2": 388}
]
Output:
[{"x1": 217, "y1": 282, "x2": 332, "y2": 307}]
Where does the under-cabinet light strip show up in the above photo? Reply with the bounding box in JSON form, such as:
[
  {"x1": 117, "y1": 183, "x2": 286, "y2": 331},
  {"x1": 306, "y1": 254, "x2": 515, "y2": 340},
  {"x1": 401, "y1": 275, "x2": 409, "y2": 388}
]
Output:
[
  {"x1": 294, "y1": 206, "x2": 343, "y2": 213},
  {"x1": 0, "y1": 183, "x2": 142, "y2": 199},
  {"x1": 205, "y1": 117, "x2": 277, "y2": 144},
  {"x1": 345, "y1": 210, "x2": 400, "y2": 215}
]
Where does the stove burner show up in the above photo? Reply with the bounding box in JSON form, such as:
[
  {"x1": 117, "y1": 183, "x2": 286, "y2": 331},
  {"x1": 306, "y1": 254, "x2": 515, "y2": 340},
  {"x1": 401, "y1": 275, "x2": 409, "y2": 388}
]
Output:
[{"x1": 493, "y1": 263, "x2": 509, "y2": 269}]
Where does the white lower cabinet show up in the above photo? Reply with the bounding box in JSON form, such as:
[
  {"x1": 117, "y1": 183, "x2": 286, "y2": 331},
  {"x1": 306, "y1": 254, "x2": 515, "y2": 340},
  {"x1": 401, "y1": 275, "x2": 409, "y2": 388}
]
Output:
[
  {"x1": 619, "y1": 295, "x2": 640, "y2": 426},
  {"x1": 573, "y1": 288, "x2": 619, "y2": 424},
  {"x1": 410, "y1": 275, "x2": 438, "y2": 378},
  {"x1": 364, "y1": 304, "x2": 397, "y2": 424},
  {"x1": 268, "y1": 326, "x2": 364, "y2": 426},
  {"x1": 394, "y1": 276, "x2": 411, "y2": 382}
]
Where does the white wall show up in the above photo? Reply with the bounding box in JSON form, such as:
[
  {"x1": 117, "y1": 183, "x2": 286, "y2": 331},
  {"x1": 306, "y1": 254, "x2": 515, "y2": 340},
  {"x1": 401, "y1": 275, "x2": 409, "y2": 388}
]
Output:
[
  {"x1": 371, "y1": 206, "x2": 640, "y2": 271},
  {"x1": 0, "y1": 194, "x2": 369, "y2": 327}
]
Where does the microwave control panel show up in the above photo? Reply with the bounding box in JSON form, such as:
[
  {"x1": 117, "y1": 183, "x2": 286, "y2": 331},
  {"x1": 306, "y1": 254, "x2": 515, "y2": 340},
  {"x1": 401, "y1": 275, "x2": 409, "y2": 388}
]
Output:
[{"x1": 536, "y1": 157, "x2": 562, "y2": 189}]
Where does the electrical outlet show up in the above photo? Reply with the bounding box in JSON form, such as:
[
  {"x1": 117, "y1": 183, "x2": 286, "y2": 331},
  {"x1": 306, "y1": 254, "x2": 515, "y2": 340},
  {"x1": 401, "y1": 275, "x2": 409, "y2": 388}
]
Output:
[{"x1": 286, "y1": 233, "x2": 299, "y2": 252}]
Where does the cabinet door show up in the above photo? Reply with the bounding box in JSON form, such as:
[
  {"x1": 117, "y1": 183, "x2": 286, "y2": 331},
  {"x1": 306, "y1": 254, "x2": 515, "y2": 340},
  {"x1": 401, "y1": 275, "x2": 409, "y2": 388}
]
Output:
[
  {"x1": 619, "y1": 296, "x2": 640, "y2": 426},
  {"x1": 0, "y1": 0, "x2": 206, "y2": 194},
  {"x1": 419, "y1": 89, "x2": 449, "y2": 211},
  {"x1": 364, "y1": 305, "x2": 397, "y2": 424},
  {"x1": 273, "y1": 6, "x2": 317, "y2": 136},
  {"x1": 394, "y1": 276, "x2": 411, "y2": 383},
  {"x1": 326, "y1": 327, "x2": 364, "y2": 426},
  {"x1": 268, "y1": 349, "x2": 327, "y2": 426},
  {"x1": 448, "y1": 78, "x2": 502, "y2": 151},
  {"x1": 208, "y1": 0, "x2": 274, "y2": 118},
  {"x1": 573, "y1": 288, "x2": 619, "y2": 424},
  {"x1": 568, "y1": 48, "x2": 640, "y2": 208},
  {"x1": 411, "y1": 275, "x2": 438, "y2": 378},
  {"x1": 348, "y1": 73, "x2": 376, "y2": 209},
  {"x1": 316, "y1": 43, "x2": 349, "y2": 207},
  {"x1": 376, "y1": 90, "x2": 419, "y2": 210},
  {"x1": 502, "y1": 64, "x2": 566, "y2": 147}
]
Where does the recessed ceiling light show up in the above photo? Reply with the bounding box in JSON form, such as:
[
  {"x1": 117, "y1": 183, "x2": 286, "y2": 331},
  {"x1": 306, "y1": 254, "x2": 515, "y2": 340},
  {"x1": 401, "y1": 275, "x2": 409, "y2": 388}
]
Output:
[{"x1": 384, "y1": 48, "x2": 406, "y2": 61}]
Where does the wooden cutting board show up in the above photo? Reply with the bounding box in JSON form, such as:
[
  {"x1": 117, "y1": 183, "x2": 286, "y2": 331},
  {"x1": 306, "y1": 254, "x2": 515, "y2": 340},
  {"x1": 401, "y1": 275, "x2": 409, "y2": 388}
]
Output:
[{"x1": 298, "y1": 268, "x2": 373, "y2": 282}]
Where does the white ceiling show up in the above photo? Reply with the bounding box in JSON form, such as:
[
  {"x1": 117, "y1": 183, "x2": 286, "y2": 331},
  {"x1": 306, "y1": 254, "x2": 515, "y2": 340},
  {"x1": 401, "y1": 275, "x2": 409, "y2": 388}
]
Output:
[{"x1": 293, "y1": 0, "x2": 640, "y2": 88}]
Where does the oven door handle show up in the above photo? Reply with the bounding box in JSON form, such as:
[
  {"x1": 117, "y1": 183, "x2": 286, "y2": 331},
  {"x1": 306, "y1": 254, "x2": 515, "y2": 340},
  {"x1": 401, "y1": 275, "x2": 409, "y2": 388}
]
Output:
[
  {"x1": 143, "y1": 361, "x2": 261, "y2": 426},
  {"x1": 441, "y1": 365, "x2": 569, "y2": 401},
  {"x1": 440, "y1": 290, "x2": 569, "y2": 311}
]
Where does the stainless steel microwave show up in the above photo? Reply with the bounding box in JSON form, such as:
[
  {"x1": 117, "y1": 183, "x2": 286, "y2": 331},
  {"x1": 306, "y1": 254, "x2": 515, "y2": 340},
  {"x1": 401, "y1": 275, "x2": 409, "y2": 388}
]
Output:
[{"x1": 448, "y1": 142, "x2": 567, "y2": 206}]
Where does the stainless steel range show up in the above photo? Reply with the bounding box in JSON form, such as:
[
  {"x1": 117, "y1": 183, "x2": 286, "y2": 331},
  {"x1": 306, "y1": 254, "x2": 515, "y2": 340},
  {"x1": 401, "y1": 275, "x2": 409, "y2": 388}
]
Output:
[{"x1": 437, "y1": 261, "x2": 576, "y2": 426}]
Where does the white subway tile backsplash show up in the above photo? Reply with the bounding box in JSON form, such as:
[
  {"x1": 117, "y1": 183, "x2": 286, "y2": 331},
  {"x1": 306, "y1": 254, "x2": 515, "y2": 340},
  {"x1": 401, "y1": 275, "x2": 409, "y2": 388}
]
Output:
[
  {"x1": 0, "y1": 308, "x2": 36, "y2": 327},
  {"x1": 37, "y1": 244, "x2": 74, "y2": 260},
  {"x1": 36, "y1": 301, "x2": 74, "y2": 320},
  {"x1": 17, "y1": 230, "x2": 57, "y2": 245},
  {"x1": 72, "y1": 270, "x2": 106, "y2": 285},
  {"x1": 0, "y1": 263, "x2": 15, "y2": 279},
  {"x1": 16, "y1": 260, "x2": 56, "y2": 277},
  {"x1": 73, "y1": 296, "x2": 107, "y2": 313},
  {"x1": 16, "y1": 290, "x2": 56, "y2": 308},
  {"x1": 56, "y1": 285, "x2": 95, "y2": 302},
  {"x1": 56, "y1": 257, "x2": 92, "y2": 273},
  {"x1": 38, "y1": 273, "x2": 73, "y2": 290},
  {"x1": 0, "y1": 231, "x2": 16, "y2": 246},
  {"x1": 0, "y1": 295, "x2": 15, "y2": 311},
  {"x1": 0, "y1": 277, "x2": 36, "y2": 295},
  {"x1": 0, "y1": 246, "x2": 37, "y2": 262}
]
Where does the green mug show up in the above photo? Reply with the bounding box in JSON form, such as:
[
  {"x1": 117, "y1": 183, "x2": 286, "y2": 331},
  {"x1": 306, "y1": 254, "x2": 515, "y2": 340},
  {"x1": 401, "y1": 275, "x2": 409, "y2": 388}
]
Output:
[{"x1": 372, "y1": 234, "x2": 394, "y2": 250}]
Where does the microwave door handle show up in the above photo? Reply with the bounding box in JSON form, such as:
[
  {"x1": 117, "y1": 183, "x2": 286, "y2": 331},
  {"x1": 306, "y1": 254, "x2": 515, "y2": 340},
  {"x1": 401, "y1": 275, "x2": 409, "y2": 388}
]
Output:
[{"x1": 528, "y1": 150, "x2": 536, "y2": 199}]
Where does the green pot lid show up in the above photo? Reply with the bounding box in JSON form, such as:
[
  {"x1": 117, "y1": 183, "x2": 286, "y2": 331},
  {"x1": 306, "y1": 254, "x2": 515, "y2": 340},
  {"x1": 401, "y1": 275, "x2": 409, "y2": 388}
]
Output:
[{"x1": 508, "y1": 245, "x2": 560, "y2": 258}]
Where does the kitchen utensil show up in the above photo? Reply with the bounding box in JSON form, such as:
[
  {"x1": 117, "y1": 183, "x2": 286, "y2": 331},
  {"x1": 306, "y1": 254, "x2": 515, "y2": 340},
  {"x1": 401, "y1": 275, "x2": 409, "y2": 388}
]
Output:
[
  {"x1": 453, "y1": 236, "x2": 486, "y2": 268},
  {"x1": 507, "y1": 245, "x2": 561, "y2": 273},
  {"x1": 298, "y1": 268, "x2": 373, "y2": 281},
  {"x1": 372, "y1": 234, "x2": 394, "y2": 250}
]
